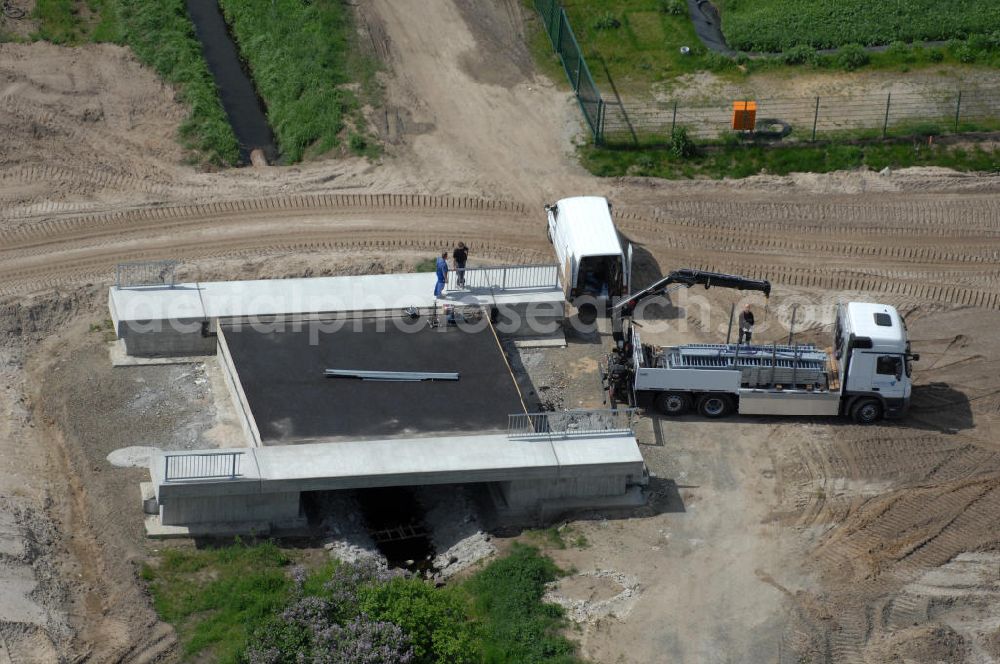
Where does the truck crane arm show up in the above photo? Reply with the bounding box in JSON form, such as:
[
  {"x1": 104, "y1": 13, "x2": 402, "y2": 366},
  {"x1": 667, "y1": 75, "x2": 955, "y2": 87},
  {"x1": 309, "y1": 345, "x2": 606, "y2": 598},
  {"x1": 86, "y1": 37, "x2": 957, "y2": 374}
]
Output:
[{"x1": 615, "y1": 268, "x2": 771, "y2": 317}]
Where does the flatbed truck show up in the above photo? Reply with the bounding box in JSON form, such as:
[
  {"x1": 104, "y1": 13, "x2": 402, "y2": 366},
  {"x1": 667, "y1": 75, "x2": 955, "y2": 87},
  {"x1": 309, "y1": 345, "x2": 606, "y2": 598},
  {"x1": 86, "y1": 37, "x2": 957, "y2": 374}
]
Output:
[{"x1": 607, "y1": 301, "x2": 918, "y2": 424}]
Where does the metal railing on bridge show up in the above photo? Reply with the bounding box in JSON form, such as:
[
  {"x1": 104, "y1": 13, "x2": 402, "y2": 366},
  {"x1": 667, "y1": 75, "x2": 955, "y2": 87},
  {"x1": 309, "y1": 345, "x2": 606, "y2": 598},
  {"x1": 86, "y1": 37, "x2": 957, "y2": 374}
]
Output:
[
  {"x1": 115, "y1": 260, "x2": 180, "y2": 289},
  {"x1": 508, "y1": 408, "x2": 637, "y2": 439},
  {"x1": 163, "y1": 451, "x2": 245, "y2": 482},
  {"x1": 447, "y1": 264, "x2": 560, "y2": 292}
]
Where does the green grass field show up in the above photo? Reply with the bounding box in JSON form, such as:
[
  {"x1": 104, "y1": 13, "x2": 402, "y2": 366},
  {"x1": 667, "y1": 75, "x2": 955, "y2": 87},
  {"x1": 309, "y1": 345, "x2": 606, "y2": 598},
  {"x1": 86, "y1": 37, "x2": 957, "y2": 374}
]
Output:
[
  {"x1": 719, "y1": 0, "x2": 1000, "y2": 52},
  {"x1": 581, "y1": 139, "x2": 1000, "y2": 180},
  {"x1": 553, "y1": 0, "x2": 708, "y2": 97},
  {"x1": 535, "y1": 0, "x2": 1000, "y2": 96}
]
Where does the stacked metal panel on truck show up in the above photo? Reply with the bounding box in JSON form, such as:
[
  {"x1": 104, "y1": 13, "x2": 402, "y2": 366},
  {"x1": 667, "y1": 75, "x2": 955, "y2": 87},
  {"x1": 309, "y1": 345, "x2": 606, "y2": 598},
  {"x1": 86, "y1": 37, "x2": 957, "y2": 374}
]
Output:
[{"x1": 657, "y1": 343, "x2": 829, "y2": 388}]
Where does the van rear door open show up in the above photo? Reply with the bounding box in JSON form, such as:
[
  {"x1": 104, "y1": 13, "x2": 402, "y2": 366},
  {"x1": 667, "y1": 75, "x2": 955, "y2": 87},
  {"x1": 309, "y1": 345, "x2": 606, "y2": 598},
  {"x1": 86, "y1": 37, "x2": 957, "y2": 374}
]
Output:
[{"x1": 545, "y1": 196, "x2": 627, "y2": 300}]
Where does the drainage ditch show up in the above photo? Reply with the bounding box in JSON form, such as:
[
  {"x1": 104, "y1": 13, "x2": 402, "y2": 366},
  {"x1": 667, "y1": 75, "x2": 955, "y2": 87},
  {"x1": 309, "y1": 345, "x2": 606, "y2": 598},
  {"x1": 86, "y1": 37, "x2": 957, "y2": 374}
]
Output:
[{"x1": 184, "y1": 0, "x2": 279, "y2": 165}]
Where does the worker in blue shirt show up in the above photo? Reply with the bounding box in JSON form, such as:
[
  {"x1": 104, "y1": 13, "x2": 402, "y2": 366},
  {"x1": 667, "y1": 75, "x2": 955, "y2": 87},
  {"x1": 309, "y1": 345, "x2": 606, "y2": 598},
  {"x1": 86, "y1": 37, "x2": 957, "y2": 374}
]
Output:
[{"x1": 434, "y1": 251, "x2": 449, "y2": 297}]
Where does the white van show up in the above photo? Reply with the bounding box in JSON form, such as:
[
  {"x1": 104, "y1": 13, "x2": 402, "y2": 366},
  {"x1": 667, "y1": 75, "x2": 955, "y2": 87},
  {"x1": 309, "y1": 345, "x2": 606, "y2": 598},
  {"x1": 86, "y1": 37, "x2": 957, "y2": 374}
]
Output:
[{"x1": 545, "y1": 196, "x2": 632, "y2": 314}]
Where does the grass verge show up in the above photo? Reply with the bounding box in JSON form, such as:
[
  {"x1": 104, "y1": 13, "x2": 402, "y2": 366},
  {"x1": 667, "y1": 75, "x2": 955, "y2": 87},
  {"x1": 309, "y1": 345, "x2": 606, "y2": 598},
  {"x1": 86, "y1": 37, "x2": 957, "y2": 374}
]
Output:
[
  {"x1": 581, "y1": 138, "x2": 1000, "y2": 179},
  {"x1": 464, "y1": 542, "x2": 581, "y2": 663},
  {"x1": 217, "y1": 0, "x2": 380, "y2": 162},
  {"x1": 143, "y1": 541, "x2": 581, "y2": 663},
  {"x1": 118, "y1": 0, "x2": 239, "y2": 165},
  {"x1": 141, "y1": 540, "x2": 293, "y2": 663}
]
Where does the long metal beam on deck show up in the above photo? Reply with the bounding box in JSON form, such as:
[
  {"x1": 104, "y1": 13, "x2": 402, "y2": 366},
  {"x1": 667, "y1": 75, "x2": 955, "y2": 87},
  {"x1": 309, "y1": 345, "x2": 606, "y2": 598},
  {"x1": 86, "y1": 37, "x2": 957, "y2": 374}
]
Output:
[{"x1": 324, "y1": 369, "x2": 460, "y2": 381}]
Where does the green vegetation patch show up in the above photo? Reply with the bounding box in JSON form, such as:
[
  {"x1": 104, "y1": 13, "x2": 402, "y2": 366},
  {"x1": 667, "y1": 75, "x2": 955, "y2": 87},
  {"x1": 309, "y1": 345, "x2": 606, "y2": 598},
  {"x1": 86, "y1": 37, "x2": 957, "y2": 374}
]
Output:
[
  {"x1": 31, "y1": 0, "x2": 119, "y2": 44},
  {"x1": 118, "y1": 0, "x2": 239, "y2": 165},
  {"x1": 464, "y1": 543, "x2": 580, "y2": 663},
  {"x1": 556, "y1": 0, "x2": 708, "y2": 97},
  {"x1": 581, "y1": 139, "x2": 1000, "y2": 180},
  {"x1": 144, "y1": 541, "x2": 581, "y2": 664},
  {"x1": 217, "y1": 0, "x2": 377, "y2": 162},
  {"x1": 718, "y1": 0, "x2": 1000, "y2": 51},
  {"x1": 142, "y1": 540, "x2": 293, "y2": 663}
]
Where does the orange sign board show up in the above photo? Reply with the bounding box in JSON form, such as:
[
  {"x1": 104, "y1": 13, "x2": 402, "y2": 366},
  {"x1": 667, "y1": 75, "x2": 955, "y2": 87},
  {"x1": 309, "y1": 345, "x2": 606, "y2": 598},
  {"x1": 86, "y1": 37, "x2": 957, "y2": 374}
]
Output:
[{"x1": 732, "y1": 101, "x2": 757, "y2": 131}]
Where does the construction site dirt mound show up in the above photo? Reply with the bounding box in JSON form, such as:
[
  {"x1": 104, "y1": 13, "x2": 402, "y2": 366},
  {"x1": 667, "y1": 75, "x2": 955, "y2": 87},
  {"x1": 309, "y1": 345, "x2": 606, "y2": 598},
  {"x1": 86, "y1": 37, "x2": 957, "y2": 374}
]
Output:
[{"x1": 864, "y1": 625, "x2": 969, "y2": 664}]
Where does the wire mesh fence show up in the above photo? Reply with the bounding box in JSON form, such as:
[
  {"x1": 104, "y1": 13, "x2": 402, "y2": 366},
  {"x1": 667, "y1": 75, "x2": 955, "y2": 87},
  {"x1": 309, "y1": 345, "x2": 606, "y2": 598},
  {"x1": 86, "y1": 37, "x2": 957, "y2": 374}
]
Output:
[
  {"x1": 603, "y1": 87, "x2": 1000, "y2": 145},
  {"x1": 532, "y1": 0, "x2": 1000, "y2": 148},
  {"x1": 534, "y1": 0, "x2": 605, "y2": 139}
]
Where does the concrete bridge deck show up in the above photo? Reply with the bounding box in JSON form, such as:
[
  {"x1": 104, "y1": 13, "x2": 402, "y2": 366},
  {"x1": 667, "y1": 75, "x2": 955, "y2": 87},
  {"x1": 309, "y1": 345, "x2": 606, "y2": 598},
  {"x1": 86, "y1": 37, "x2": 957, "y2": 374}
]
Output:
[
  {"x1": 150, "y1": 432, "x2": 646, "y2": 530},
  {"x1": 110, "y1": 271, "x2": 566, "y2": 356}
]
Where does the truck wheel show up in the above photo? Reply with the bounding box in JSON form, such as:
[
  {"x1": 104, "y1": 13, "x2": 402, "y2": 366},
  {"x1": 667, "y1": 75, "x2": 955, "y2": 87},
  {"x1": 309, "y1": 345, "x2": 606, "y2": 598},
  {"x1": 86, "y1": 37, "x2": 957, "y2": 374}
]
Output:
[
  {"x1": 852, "y1": 399, "x2": 883, "y2": 425},
  {"x1": 697, "y1": 394, "x2": 733, "y2": 418},
  {"x1": 656, "y1": 392, "x2": 691, "y2": 416}
]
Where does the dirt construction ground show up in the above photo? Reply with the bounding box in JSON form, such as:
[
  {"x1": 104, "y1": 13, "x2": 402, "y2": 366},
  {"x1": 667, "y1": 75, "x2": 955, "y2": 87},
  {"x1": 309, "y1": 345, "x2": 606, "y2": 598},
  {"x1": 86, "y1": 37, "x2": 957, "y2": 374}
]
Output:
[{"x1": 2, "y1": 0, "x2": 1000, "y2": 662}]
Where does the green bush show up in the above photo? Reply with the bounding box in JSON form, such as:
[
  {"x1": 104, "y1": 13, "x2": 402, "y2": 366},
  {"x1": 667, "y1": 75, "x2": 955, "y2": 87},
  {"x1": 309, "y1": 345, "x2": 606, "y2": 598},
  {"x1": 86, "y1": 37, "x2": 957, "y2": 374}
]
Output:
[
  {"x1": 835, "y1": 43, "x2": 870, "y2": 70},
  {"x1": 592, "y1": 12, "x2": 621, "y2": 30},
  {"x1": 670, "y1": 126, "x2": 696, "y2": 159},
  {"x1": 703, "y1": 51, "x2": 733, "y2": 71},
  {"x1": 955, "y1": 43, "x2": 979, "y2": 63},
  {"x1": 928, "y1": 48, "x2": 945, "y2": 61},
  {"x1": 885, "y1": 40, "x2": 914, "y2": 63},
  {"x1": 782, "y1": 44, "x2": 818, "y2": 65},
  {"x1": 360, "y1": 578, "x2": 478, "y2": 664},
  {"x1": 659, "y1": 0, "x2": 687, "y2": 16},
  {"x1": 118, "y1": 0, "x2": 239, "y2": 164}
]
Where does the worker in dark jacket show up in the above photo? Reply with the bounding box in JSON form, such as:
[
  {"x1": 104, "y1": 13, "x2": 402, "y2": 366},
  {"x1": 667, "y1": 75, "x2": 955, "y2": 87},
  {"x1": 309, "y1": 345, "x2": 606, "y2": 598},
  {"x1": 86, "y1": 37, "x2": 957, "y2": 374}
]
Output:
[
  {"x1": 453, "y1": 242, "x2": 469, "y2": 287},
  {"x1": 738, "y1": 304, "x2": 755, "y2": 344}
]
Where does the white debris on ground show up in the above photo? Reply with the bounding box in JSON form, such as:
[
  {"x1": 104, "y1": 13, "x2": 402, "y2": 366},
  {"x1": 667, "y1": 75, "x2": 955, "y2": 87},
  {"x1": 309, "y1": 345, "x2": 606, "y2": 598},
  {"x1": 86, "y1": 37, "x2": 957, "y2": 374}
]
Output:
[
  {"x1": 106, "y1": 446, "x2": 161, "y2": 468},
  {"x1": 544, "y1": 569, "x2": 641, "y2": 624},
  {"x1": 315, "y1": 491, "x2": 388, "y2": 569},
  {"x1": 419, "y1": 486, "x2": 496, "y2": 580}
]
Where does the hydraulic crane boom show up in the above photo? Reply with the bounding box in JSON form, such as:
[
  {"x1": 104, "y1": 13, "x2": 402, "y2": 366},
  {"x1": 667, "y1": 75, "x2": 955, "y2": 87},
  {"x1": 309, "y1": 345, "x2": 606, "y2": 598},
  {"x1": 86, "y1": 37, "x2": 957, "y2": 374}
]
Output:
[{"x1": 615, "y1": 268, "x2": 771, "y2": 317}]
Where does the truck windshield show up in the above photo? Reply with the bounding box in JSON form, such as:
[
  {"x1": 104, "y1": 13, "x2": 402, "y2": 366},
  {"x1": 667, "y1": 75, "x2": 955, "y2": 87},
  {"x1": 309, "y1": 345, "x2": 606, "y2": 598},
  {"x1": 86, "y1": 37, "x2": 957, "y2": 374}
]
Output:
[{"x1": 876, "y1": 356, "x2": 903, "y2": 379}]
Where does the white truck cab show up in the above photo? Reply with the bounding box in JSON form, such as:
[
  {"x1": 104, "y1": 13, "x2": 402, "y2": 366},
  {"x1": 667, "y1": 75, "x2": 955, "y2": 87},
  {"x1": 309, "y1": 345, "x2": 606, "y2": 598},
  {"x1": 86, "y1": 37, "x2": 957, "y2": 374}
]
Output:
[
  {"x1": 545, "y1": 196, "x2": 631, "y2": 317},
  {"x1": 836, "y1": 302, "x2": 914, "y2": 420}
]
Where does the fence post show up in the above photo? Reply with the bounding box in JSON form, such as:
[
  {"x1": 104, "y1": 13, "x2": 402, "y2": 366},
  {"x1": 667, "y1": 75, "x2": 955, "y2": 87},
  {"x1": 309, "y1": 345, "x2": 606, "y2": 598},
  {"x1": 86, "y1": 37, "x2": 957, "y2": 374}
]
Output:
[
  {"x1": 502, "y1": 267, "x2": 508, "y2": 290},
  {"x1": 812, "y1": 96, "x2": 820, "y2": 141},
  {"x1": 232, "y1": 453, "x2": 238, "y2": 478},
  {"x1": 882, "y1": 93, "x2": 891, "y2": 138},
  {"x1": 164, "y1": 455, "x2": 169, "y2": 482},
  {"x1": 554, "y1": 8, "x2": 563, "y2": 50},
  {"x1": 574, "y1": 53, "x2": 583, "y2": 92},
  {"x1": 671, "y1": 100, "x2": 677, "y2": 135},
  {"x1": 596, "y1": 98, "x2": 605, "y2": 145},
  {"x1": 954, "y1": 90, "x2": 962, "y2": 132}
]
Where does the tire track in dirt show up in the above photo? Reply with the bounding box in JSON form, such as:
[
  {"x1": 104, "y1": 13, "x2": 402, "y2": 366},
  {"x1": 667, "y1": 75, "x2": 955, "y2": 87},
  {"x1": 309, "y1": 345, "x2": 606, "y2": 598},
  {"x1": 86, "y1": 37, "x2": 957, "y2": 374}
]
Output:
[
  {"x1": 4, "y1": 197, "x2": 1000, "y2": 311},
  {"x1": 617, "y1": 196, "x2": 1000, "y2": 234},
  {"x1": 0, "y1": 194, "x2": 530, "y2": 247}
]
